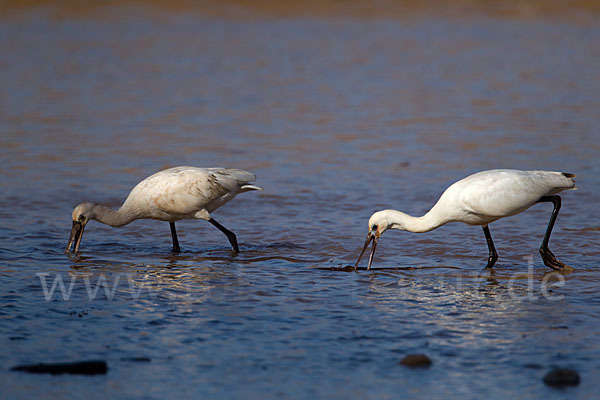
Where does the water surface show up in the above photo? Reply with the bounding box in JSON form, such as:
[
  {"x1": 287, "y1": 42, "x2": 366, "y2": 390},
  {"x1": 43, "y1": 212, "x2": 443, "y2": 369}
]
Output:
[{"x1": 1, "y1": 2, "x2": 599, "y2": 399}]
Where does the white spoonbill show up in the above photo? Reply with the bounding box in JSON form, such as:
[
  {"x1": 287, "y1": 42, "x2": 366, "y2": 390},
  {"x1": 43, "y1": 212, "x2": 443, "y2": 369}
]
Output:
[
  {"x1": 66, "y1": 166, "x2": 262, "y2": 254},
  {"x1": 354, "y1": 169, "x2": 576, "y2": 271}
]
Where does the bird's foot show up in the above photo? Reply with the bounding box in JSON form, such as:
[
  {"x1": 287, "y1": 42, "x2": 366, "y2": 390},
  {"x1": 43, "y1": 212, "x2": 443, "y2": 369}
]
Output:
[
  {"x1": 481, "y1": 254, "x2": 498, "y2": 270},
  {"x1": 539, "y1": 247, "x2": 573, "y2": 272}
]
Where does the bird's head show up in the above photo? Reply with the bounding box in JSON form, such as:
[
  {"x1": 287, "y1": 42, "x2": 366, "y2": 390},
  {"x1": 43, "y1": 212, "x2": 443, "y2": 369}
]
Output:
[
  {"x1": 367, "y1": 210, "x2": 395, "y2": 238},
  {"x1": 354, "y1": 210, "x2": 395, "y2": 270},
  {"x1": 65, "y1": 202, "x2": 96, "y2": 253}
]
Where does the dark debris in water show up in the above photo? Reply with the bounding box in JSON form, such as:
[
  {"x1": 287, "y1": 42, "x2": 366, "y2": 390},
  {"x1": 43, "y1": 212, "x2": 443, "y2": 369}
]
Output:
[
  {"x1": 549, "y1": 325, "x2": 569, "y2": 330},
  {"x1": 69, "y1": 310, "x2": 89, "y2": 318},
  {"x1": 399, "y1": 354, "x2": 432, "y2": 368},
  {"x1": 523, "y1": 363, "x2": 544, "y2": 369},
  {"x1": 543, "y1": 368, "x2": 580, "y2": 387},
  {"x1": 11, "y1": 360, "x2": 108, "y2": 375},
  {"x1": 317, "y1": 265, "x2": 357, "y2": 272},
  {"x1": 315, "y1": 265, "x2": 419, "y2": 272},
  {"x1": 120, "y1": 357, "x2": 151, "y2": 363}
]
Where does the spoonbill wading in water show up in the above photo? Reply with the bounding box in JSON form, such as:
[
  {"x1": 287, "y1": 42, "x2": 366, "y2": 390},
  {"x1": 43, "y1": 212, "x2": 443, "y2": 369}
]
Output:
[
  {"x1": 354, "y1": 169, "x2": 576, "y2": 271},
  {"x1": 66, "y1": 167, "x2": 262, "y2": 254}
]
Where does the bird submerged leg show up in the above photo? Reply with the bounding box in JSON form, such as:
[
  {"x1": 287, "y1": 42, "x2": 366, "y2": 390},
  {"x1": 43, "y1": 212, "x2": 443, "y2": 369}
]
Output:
[
  {"x1": 170, "y1": 222, "x2": 181, "y2": 253},
  {"x1": 482, "y1": 225, "x2": 498, "y2": 269},
  {"x1": 209, "y1": 218, "x2": 240, "y2": 253},
  {"x1": 537, "y1": 195, "x2": 572, "y2": 271}
]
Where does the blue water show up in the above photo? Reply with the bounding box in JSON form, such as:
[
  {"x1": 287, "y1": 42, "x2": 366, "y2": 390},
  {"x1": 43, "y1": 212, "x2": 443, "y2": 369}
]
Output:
[{"x1": 1, "y1": 3, "x2": 599, "y2": 399}]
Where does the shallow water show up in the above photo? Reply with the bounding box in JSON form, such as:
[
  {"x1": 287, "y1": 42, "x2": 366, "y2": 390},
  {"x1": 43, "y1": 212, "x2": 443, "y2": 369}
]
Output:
[{"x1": 1, "y1": 2, "x2": 600, "y2": 399}]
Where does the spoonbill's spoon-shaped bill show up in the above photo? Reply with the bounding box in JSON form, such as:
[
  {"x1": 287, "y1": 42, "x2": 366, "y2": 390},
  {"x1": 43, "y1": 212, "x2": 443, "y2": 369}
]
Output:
[
  {"x1": 354, "y1": 169, "x2": 576, "y2": 271},
  {"x1": 66, "y1": 166, "x2": 262, "y2": 254}
]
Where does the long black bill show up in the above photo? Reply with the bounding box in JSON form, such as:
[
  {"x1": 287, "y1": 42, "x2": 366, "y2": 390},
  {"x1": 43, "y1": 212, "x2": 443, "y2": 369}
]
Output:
[
  {"x1": 65, "y1": 221, "x2": 85, "y2": 254},
  {"x1": 354, "y1": 233, "x2": 378, "y2": 270}
]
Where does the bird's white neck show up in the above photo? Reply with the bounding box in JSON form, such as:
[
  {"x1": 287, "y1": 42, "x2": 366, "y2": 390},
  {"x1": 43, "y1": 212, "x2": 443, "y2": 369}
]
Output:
[
  {"x1": 386, "y1": 209, "x2": 447, "y2": 233},
  {"x1": 91, "y1": 204, "x2": 137, "y2": 227}
]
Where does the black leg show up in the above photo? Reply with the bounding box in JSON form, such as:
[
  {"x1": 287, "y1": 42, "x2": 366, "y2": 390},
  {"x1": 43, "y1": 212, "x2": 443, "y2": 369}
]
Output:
[
  {"x1": 170, "y1": 222, "x2": 181, "y2": 253},
  {"x1": 209, "y1": 218, "x2": 239, "y2": 253},
  {"x1": 482, "y1": 225, "x2": 498, "y2": 269},
  {"x1": 536, "y1": 195, "x2": 572, "y2": 271}
]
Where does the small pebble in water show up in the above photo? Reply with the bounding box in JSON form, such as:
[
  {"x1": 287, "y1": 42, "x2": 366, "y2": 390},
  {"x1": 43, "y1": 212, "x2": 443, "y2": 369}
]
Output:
[
  {"x1": 543, "y1": 368, "x2": 580, "y2": 387},
  {"x1": 399, "y1": 354, "x2": 432, "y2": 368}
]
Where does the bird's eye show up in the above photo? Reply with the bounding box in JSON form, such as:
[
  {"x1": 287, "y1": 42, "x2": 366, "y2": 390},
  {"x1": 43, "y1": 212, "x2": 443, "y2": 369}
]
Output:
[
  {"x1": 78, "y1": 215, "x2": 85, "y2": 222},
  {"x1": 371, "y1": 224, "x2": 378, "y2": 231}
]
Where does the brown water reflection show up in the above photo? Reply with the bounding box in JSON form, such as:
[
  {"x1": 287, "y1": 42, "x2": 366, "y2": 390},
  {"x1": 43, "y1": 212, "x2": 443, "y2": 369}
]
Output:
[
  {"x1": 4, "y1": 0, "x2": 600, "y2": 20},
  {"x1": 1, "y1": 2, "x2": 599, "y2": 399}
]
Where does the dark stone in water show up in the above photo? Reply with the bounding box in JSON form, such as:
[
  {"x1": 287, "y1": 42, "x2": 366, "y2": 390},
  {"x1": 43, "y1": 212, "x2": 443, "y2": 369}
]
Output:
[
  {"x1": 543, "y1": 368, "x2": 580, "y2": 387},
  {"x1": 11, "y1": 360, "x2": 108, "y2": 375},
  {"x1": 399, "y1": 354, "x2": 432, "y2": 368}
]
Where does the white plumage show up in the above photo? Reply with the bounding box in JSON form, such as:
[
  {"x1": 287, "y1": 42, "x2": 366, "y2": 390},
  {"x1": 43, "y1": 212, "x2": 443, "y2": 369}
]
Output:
[
  {"x1": 355, "y1": 169, "x2": 576, "y2": 271},
  {"x1": 66, "y1": 166, "x2": 262, "y2": 253}
]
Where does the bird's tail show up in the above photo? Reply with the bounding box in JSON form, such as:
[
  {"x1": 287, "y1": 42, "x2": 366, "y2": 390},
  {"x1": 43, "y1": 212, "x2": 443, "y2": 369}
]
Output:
[
  {"x1": 562, "y1": 172, "x2": 577, "y2": 190},
  {"x1": 211, "y1": 168, "x2": 261, "y2": 191}
]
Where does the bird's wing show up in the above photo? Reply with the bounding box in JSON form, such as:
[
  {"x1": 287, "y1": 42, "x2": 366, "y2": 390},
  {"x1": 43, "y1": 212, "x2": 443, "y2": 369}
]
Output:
[
  {"x1": 127, "y1": 167, "x2": 227, "y2": 217},
  {"x1": 456, "y1": 170, "x2": 547, "y2": 218},
  {"x1": 123, "y1": 167, "x2": 260, "y2": 219}
]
